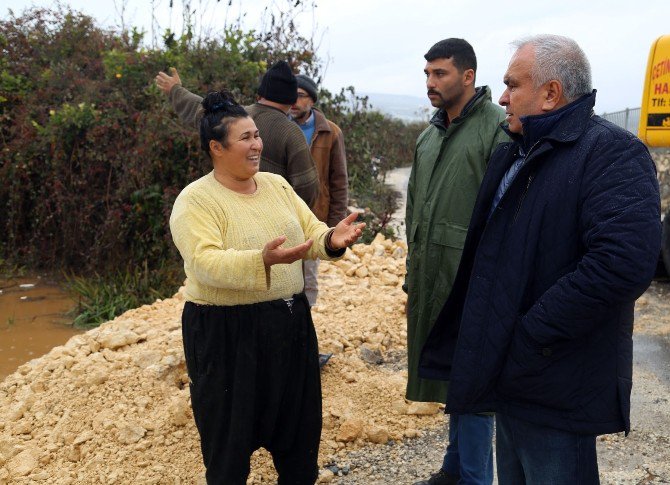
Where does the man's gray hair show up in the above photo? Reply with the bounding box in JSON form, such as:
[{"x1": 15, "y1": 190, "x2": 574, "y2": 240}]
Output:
[{"x1": 512, "y1": 34, "x2": 592, "y2": 102}]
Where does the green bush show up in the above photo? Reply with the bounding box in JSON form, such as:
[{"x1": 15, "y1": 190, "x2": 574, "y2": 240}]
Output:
[
  {"x1": 65, "y1": 262, "x2": 184, "y2": 328},
  {"x1": 0, "y1": 4, "x2": 424, "y2": 324}
]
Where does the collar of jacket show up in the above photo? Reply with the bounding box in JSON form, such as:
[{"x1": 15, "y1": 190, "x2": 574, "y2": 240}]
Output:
[
  {"x1": 501, "y1": 90, "x2": 597, "y2": 151},
  {"x1": 253, "y1": 101, "x2": 290, "y2": 117},
  {"x1": 430, "y1": 85, "x2": 493, "y2": 131},
  {"x1": 311, "y1": 108, "x2": 333, "y2": 134}
]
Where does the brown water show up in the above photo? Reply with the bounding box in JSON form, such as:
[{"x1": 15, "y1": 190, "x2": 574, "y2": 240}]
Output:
[{"x1": 0, "y1": 276, "x2": 81, "y2": 381}]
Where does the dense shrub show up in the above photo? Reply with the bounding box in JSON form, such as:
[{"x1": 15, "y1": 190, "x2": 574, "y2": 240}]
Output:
[{"x1": 0, "y1": 5, "x2": 424, "y2": 284}]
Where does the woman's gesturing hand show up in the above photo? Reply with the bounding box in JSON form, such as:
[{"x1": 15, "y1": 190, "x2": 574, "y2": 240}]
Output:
[
  {"x1": 329, "y1": 213, "x2": 366, "y2": 250},
  {"x1": 262, "y1": 236, "x2": 313, "y2": 268}
]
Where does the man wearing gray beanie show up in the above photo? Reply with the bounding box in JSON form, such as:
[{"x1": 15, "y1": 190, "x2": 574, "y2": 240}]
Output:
[
  {"x1": 290, "y1": 74, "x2": 349, "y2": 310},
  {"x1": 155, "y1": 61, "x2": 319, "y2": 207},
  {"x1": 295, "y1": 74, "x2": 318, "y2": 103}
]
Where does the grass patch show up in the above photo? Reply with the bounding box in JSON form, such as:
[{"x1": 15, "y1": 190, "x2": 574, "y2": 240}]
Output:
[
  {"x1": 66, "y1": 262, "x2": 184, "y2": 328},
  {"x1": 4, "y1": 314, "x2": 16, "y2": 330},
  {"x1": 0, "y1": 257, "x2": 27, "y2": 280}
]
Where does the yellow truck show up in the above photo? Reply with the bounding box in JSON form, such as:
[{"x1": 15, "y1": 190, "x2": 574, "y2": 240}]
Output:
[{"x1": 639, "y1": 34, "x2": 670, "y2": 275}]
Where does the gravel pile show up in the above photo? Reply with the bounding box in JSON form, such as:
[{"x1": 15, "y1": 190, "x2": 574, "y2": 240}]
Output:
[{"x1": 0, "y1": 234, "x2": 668, "y2": 484}]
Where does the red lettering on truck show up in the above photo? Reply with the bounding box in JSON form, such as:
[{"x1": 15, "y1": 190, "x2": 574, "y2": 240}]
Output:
[{"x1": 652, "y1": 58, "x2": 670, "y2": 80}]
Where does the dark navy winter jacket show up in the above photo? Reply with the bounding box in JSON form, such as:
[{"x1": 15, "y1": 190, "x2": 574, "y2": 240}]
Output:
[{"x1": 419, "y1": 91, "x2": 661, "y2": 435}]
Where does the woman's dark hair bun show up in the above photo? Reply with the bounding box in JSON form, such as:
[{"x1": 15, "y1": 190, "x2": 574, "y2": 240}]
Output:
[
  {"x1": 199, "y1": 90, "x2": 249, "y2": 156},
  {"x1": 202, "y1": 90, "x2": 241, "y2": 114}
]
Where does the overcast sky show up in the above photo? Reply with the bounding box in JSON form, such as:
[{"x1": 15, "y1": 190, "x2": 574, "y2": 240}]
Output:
[{"x1": 3, "y1": 0, "x2": 667, "y2": 114}]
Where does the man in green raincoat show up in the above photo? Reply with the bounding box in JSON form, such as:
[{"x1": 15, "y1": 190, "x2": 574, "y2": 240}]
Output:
[{"x1": 404, "y1": 39, "x2": 508, "y2": 485}]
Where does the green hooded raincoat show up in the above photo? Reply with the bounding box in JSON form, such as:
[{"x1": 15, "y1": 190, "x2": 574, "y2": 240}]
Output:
[{"x1": 405, "y1": 86, "x2": 507, "y2": 403}]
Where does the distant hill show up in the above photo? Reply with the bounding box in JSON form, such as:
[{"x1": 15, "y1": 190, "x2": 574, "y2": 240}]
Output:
[{"x1": 360, "y1": 92, "x2": 433, "y2": 123}]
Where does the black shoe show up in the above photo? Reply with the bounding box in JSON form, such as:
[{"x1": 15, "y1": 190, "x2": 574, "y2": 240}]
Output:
[
  {"x1": 318, "y1": 353, "x2": 333, "y2": 368},
  {"x1": 412, "y1": 469, "x2": 460, "y2": 485}
]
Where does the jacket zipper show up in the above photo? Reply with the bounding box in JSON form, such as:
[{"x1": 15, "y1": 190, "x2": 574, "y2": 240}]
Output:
[
  {"x1": 510, "y1": 139, "x2": 541, "y2": 224},
  {"x1": 512, "y1": 172, "x2": 534, "y2": 224}
]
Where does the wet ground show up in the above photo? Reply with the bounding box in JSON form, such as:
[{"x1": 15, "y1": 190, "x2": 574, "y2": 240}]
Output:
[
  {"x1": 636, "y1": 333, "x2": 670, "y2": 387},
  {"x1": 385, "y1": 165, "x2": 411, "y2": 240},
  {"x1": 0, "y1": 276, "x2": 80, "y2": 380}
]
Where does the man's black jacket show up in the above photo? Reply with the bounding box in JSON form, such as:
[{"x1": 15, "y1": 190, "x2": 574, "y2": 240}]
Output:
[{"x1": 419, "y1": 91, "x2": 661, "y2": 435}]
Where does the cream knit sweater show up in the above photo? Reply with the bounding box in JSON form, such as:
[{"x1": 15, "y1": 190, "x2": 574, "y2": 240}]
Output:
[{"x1": 170, "y1": 171, "x2": 340, "y2": 305}]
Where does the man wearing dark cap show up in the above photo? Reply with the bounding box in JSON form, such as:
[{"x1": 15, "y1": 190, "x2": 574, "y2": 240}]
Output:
[
  {"x1": 155, "y1": 61, "x2": 319, "y2": 207},
  {"x1": 404, "y1": 39, "x2": 507, "y2": 485},
  {"x1": 289, "y1": 74, "x2": 349, "y2": 308}
]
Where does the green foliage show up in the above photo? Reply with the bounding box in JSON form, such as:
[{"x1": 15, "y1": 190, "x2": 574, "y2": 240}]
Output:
[
  {"x1": 65, "y1": 263, "x2": 184, "y2": 328},
  {"x1": 47, "y1": 102, "x2": 98, "y2": 130},
  {"x1": 0, "y1": 3, "x2": 423, "y2": 326},
  {"x1": 0, "y1": 258, "x2": 26, "y2": 279}
]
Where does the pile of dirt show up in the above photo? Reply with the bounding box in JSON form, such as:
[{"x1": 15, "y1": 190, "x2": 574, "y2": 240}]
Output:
[
  {"x1": 652, "y1": 149, "x2": 670, "y2": 214},
  {"x1": 0, "y1": 234, "x2": 445, "y2": 484}
]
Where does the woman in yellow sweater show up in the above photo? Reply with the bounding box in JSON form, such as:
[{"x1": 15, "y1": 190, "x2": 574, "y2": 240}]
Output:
[{"x1": 169, "y1": 90, "x2": 364, "y2": 485}]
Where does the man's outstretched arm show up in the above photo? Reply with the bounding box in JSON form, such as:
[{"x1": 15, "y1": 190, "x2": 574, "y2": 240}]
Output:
[{"x1": 155, "y1": 68, "x2": 203, "y2": 131}]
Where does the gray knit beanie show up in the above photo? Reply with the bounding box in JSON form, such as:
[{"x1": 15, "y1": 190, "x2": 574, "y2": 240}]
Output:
[{"x1": 296, "y1": 74, "x2": 318, "y2": 103}]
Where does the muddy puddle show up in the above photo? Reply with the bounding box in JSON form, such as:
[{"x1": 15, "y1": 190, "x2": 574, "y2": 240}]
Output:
[{"x1": 0, "y1": 276, "x2": 81, "y2": 380}]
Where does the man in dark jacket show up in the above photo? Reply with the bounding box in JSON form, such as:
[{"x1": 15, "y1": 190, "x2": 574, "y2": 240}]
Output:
[
  {"x1": 420, "y1": 35, "x2": 661, "y2": 484},
  {"x1": 155, "y1": 61, "x2": 319, "y2": 207},
  {"x1": 289, "y1": 73, "x2": 348, "y2": 307}
]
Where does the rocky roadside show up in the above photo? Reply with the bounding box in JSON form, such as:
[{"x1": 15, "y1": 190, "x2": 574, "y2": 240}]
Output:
[
  {"x1": 0, "y1": 235, "x2": 445, "y2": 484},
  {"x1": 329, "y1": 340, "x2": 670, "y2": 485},
  {"x1": 329, "y1": 282, "x2": 670, "y2": 485},
  {"x1": 653, "y1": 148, "x2": 670, "y2": 215},
  {"x1": 0, "y1": 234, "x2": 668, "y2": 484}
]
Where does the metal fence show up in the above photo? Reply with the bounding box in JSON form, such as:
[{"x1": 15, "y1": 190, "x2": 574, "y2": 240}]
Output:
[{"x1": 600, "y1": 107, "x2": 641, "y2": 135}]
